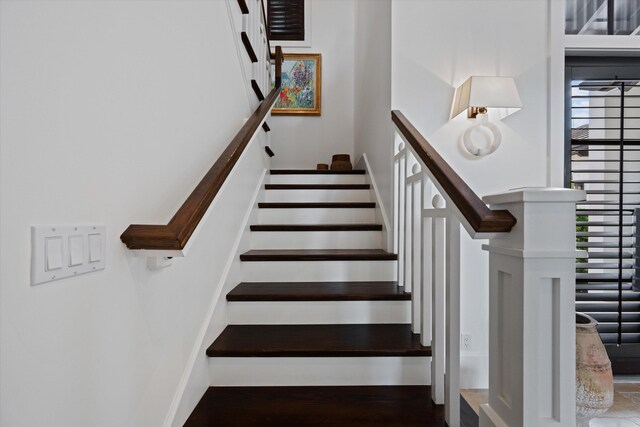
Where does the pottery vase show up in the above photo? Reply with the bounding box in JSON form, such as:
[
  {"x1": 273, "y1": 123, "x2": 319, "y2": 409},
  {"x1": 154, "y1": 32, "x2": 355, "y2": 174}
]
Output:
[{"x1": 576, "y1": 312, "x2": 614, "y2": 426}]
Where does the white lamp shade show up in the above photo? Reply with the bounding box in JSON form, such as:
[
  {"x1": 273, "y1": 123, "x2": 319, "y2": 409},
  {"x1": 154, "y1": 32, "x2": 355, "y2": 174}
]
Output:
[{"x1": 450, "y1": 76, "x2": 522, "y2": 120}]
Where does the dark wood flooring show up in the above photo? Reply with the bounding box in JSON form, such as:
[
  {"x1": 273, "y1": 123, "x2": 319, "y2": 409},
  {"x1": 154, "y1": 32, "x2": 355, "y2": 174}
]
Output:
[
  {"x1": 206, "y1": 324, "x2": 430, "y2": 357},
  {"x1": 250, "y1": 223, "x2": 382, "y2": 231},
  {"x1": 258, "y1": 202, "x2": 375, "y2": 208},
  {"x1": 184, "y1": 386, "x2": 445, "y2": 426},
  {"x1": 226, "y1": 281, "x2": 410, "y2": 301},
  {"x1": 265, "y1": 184, "x2": 370, "y2": 190},
  {"x1": 270, "y1": 169, "x2": 366, "y2": 175},
  {"x1": 240, "y1": 249, "x2": 398, "y2": 261}
]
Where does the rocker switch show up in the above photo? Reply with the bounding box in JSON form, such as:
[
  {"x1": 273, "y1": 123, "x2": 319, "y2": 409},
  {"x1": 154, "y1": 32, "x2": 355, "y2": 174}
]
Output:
[
  {"x1": 45, "y1": 237, "x2": 63, "y2": 271},
  {"x1": 69, "y1": 235, "x2": 84, "y2": 267},
  {"x1": 88, "y1": 233, "x2": 102, "y2": 263}
]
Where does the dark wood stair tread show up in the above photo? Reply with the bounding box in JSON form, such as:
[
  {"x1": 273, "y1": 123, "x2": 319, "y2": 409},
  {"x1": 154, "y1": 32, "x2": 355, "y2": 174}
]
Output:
[
  {"x1": 206, "y1": 324, "x2": 430, "y2": 357},
  {"x1": 240, "y1": 249, "x2": 397, "y2": 261},
  {"x1": 265, "y1": 184, "x2": 370, "y2": 190},
  {"x1": 184, "y1": 386, "x2": 444, "y2": 426},
  {"x1": 259, "y1": 202, "x2": 375, "y2": 208},
  {"x1": 227, "y1": 281, "x2": 410, "y2": 301},
  {"x1": 271, "y1": 169, "x2": 366, "y2": 175},
  {"x1": 250, "y1": 224, "x2": 382, "y2": 231}
]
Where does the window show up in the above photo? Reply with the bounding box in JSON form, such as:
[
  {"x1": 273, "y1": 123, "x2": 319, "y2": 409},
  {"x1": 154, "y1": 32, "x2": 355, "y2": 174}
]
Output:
[
  {"x1": 266, "y1": 0, "x2": 310, "y2": 47},
  {"x1": 565, "y1": 0, "x2": 640, "y2": 35},
  {"x1": 267, "y1": 0, "x2": 305, "y2": 41},
  {"x1": 566, "y1": 58, "x2": 640, "y2": 374}
]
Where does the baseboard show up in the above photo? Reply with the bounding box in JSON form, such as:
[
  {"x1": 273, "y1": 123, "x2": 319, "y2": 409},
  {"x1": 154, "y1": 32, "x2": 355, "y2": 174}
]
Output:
[
  {"x1": 358, "y1": 153, "x2": 392, "y2": 251},
  {"x1": 164, "y1": 168, "x2": 268, "y2": 427}
]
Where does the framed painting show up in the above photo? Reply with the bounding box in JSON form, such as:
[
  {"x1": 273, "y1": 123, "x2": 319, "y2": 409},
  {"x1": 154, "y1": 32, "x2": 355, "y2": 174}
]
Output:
[{"x1": 272, "y1": 53, "x2": 321, "y2": 116}]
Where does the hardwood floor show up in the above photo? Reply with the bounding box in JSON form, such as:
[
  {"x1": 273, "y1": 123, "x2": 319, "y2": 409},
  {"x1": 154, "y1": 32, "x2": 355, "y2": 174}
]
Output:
[
  {"x1": 239, "y1": 249, "x2": 398, "y2": 261},
  {"x1": 250, "y1": 223, "x2": 383, "y2": 231},
  {"x1": 226, "y1": 281, "x2": 410, "y2": 301},
  {"x1": 184, "y1": 386, "x2": 445, "y2": 426},
  {"x1": 258, "y1": 202, "x2": 376, "y2": 208},
  {"x1": 206, "y1": 324, "x2": 431, "y2": 357}
]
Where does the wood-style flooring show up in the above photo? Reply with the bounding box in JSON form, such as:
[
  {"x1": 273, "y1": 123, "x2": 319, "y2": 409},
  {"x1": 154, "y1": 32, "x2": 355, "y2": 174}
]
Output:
[{"x1": 184, "y1": 386, "x2": 445, "y2": 426}]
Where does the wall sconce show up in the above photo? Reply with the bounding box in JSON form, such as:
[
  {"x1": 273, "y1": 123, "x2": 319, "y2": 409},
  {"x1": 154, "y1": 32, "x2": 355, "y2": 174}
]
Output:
[{"x1": 450, "y1": 76, "x2": 522, "y2": 157}]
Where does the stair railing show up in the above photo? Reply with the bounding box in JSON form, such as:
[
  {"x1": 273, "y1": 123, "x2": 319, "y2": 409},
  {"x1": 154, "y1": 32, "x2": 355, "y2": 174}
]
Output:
[
  {"x1": 120, "y1": 44, "x2": 283, "y2": 257},
  {"x1": 391, "y1": 110, "x2": 584, "y2": 427}
]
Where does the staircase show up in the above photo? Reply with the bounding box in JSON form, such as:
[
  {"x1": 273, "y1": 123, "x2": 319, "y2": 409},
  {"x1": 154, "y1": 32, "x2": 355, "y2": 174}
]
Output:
[{"x1": 184, "y1": 169, "x2": 443, "y2": 426}]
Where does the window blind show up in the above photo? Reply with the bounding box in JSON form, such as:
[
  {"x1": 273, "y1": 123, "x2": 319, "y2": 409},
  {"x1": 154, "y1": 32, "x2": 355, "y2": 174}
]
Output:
[
  {"x1": 267, "y1": 0, "x2": 305, "y2": 41},
  {"x1": 570, "y1": 79, "x2": 640, "y2": 349}
]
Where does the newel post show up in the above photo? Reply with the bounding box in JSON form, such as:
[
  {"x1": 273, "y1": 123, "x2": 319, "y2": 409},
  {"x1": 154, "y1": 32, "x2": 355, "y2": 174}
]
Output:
[{"x1": 479, "y1": 188, "x2": 585, "y2": 427}]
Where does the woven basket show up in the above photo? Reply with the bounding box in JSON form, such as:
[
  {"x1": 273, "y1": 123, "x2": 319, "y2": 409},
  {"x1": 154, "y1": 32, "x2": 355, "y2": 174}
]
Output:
[
  {"x1": 317, "y1": 163, "x2": 329, "y2": 171},
  {"x1": 330, "y1": 154, "x2": 352, "y2": 171}
]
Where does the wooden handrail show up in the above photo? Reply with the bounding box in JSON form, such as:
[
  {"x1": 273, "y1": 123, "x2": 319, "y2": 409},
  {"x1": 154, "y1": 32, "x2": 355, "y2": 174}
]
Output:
[
  {"x1": 391, "y1": 110, "x2": 516, "y2": 233},
  {"x1": 120, "y1": 46, "x2": 284, "y2": 251}
]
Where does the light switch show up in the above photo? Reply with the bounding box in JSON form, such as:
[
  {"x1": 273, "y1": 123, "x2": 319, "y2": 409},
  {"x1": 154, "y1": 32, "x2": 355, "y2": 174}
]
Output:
[
  {"x1": 88, "y1": 233, "x2": 102, "y2": 263},
  {"x1": 45, "y1": 237, "x2": 63, "y2": 271},
  {"x1": 69, "y1": 235, "x2": 84, "y2": 267},
  {"x1": 32, "y1": 224, "x2": 106, "y2": 285}
]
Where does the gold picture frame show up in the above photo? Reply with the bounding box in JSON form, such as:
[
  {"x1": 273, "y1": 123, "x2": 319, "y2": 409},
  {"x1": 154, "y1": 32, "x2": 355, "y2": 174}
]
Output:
[{"x1": 272, "y1": 53, "x2": 321, "y2": 116}]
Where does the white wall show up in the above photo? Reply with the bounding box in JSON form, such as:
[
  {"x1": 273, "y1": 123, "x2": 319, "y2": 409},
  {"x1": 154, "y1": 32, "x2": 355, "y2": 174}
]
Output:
[
  {"x1": 270, "y1": 0, "x2": 356, "y2": 169},
  {"x1": 353, "y1": 0, "x2": 393, "y2": 222},
  {"x1": 391, "y1": 0, "x2": 563, "y2": 387},
  {"x1": 0, "y1": 1, "x2": 267, "y2": 426}
]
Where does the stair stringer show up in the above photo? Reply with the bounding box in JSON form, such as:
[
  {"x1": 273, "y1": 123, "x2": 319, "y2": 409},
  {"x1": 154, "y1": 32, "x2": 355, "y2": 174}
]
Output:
[
  {"x1": 358, "y1": 153, "x2": 393, "y2": 251},
  {"x1": 167, "y1": 167, "x2": 268, "y2": 427}
]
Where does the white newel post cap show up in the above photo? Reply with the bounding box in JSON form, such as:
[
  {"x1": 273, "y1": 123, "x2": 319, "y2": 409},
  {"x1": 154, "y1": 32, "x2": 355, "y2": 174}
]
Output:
[{"x1": 482, "y1": 187, "x2": 586, "y2": 257}]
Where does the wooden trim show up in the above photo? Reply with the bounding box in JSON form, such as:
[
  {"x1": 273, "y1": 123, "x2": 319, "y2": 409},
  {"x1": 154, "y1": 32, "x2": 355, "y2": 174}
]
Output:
[
  {"x1": 120, "y1": 47, "x2": 284, "y2": 250},
  {"x1": 251, "y1": 79, "x2": 265, "y2": 101},
  {"x1": 391, "y1": 110, "x2": 516, "y2": 233},
  {"x1": 226, "y1": 281, "x2": 410, "y2": 301},
  {"x1": 237, "y1": 0, "x2": 249, "y2": 14},
  {"x1": 239, "y1": 249, "x2": 397, "y2": 261},
  {"x1": 258, "y1": 202, "x2": 375, "y2": 209},
  {"x1": 206, "y1": 324, "x2": 429, "y2": 357},
  {"x1": 265, "y1": 184, "x2": 369, "y2": 190},
  {"x1": 250, "y1": 224, "x2": 383, "y2": 231},
  {"x1": 270, "y1": 169, "x2": 365, "y2": 175},
  {"x1": 241, "y1": 32, "x2": 258, "y2": 63}
]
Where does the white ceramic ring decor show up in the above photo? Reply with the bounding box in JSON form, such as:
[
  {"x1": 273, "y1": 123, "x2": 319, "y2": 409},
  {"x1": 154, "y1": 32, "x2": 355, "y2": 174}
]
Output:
[{"x1": 463, "y1": 116, "x2": 502, "y2": 157}]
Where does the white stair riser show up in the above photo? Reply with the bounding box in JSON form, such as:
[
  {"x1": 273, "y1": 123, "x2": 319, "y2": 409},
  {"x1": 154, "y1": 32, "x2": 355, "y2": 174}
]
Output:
[
  {"x1": 228, "y1": 301, "x2": 410, "y2": 324},
  {"x1": 258, "y1": 208, "x2": 376, "y2": 224},
  {"x1": 209, "y1": 357, "x2": 431, "y2": 386},
  {"x1": 265, "y1": 189, "x2": 370, "y2": 202},
  {"x1": 242, "y1": 260, "x2": 396, "y2": 282},
  {"x1": 250, "y1": 231, "x2": 382, "y2": 249},
  {"x1": 270, "y1": 175, "x2": 366, "y2": 185}
]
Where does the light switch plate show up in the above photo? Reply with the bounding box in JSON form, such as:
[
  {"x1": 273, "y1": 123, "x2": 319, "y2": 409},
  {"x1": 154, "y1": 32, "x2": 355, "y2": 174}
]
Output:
[{"x1": 31, "y1": 225, "x2": 106, "y2": 285}]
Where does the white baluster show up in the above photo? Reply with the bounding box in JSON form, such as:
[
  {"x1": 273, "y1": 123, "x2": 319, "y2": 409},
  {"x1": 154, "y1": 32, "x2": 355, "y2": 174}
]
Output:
[
  {"x1": 420, "y1": 175, "x2": 433, "y2": 347},
  {"x1": 431, "y1": 194, "x2": 446, "y2": 405},
  {"x1": 411, "y1": 163, "x2": 422, "y2": 333},
  {"x1": 404, "y1": 156, "x2": 413, "y2": 293},
  {"x1": 445, "y1": 215, "x2": 461, "y2": 427},
  {"x1": 397, "y1": 147, "x2": 406, "y2": 288}
]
